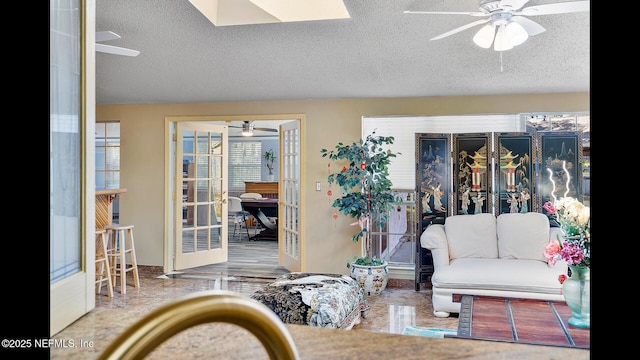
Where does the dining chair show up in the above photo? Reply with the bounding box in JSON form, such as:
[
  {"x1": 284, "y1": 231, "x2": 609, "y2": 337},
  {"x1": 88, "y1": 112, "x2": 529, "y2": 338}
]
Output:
[
  {"x1": 239, "y1": 192, "x2": 264, "y2": 234},
  {"x1": 228, "y1": 196, "x2": 250, "y2": 241},
  {"x1": 239, "y1": 192, "x2": 263, "y2": 200}
]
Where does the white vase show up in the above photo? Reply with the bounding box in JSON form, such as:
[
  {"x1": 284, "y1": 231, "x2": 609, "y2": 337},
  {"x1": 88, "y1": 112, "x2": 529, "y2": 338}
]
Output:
[
  {"x1": 349, "y1": 261, "x2": 389, "y2": 296},
  {"x1": 268, "y1": 174, "x2": 275, "y2": 182}
]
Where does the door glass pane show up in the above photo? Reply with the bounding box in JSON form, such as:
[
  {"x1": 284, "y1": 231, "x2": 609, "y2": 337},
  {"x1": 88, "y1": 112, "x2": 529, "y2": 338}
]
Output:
[
  {"x1": 210, "y1": 134, "x2": 222, "y2": 155},
  {"x1": 182, "y1": 229, "x2": 194, "y2": 253},
  {"x1": 196, "y1": 132, "x2": 209, "y2": 154},
  {"x1": 183, "y1": 130, "x2": 194, "y2": 153},
  {"x1": 210, "y1": 202, "x2": 221, "y2": 250},
  {"x1": 196, "y1": 230, "x2": 208, "y2": 251},
  {"x1": 196, "y1": 203, "x2": 209, "y2": 227},
  {"x1": 50, "y1": 127, "x2": 81, "y2": 281},
  {"x1": 50, "y1": 0, "x2": 81, "y2": 283}
]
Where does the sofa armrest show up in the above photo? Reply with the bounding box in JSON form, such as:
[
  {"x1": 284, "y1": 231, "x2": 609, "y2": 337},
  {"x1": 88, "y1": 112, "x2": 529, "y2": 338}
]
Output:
[{"x1": 420, "y1": 224, "x2": 450, "y2": 268}]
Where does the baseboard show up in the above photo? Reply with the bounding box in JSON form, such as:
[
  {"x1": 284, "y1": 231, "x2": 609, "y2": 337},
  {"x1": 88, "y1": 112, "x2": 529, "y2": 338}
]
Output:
[
  {"x1": 137, "y1": 265, "x2": 164, "y2": 277},
  {"x1": 387, "y1": 266, "x2": 413, "y2": 280},
  {"x1": 387, "y1": 266, "x2": 430, "y2": 289},
  {"x1": 386, "y1": 278, "x2": 414, "y2": 289}
]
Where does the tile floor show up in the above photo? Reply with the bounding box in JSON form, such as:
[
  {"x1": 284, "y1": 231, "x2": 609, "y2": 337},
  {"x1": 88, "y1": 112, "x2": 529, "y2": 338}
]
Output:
[
  {"x1": 47, "y1": 232, "x2": 589, "y2": 359},
  {"x1": 51, "y1": 261, "x2": 460, "y2": 359},
  {"x1": 51, "y1": 268, "x2": 591, "y2": 360}
]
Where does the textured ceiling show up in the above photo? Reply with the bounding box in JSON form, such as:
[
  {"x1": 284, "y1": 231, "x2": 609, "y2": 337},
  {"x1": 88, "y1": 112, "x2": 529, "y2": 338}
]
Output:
[{"x1": 95, "y1": 0, "x2": 590, "y2": 105}]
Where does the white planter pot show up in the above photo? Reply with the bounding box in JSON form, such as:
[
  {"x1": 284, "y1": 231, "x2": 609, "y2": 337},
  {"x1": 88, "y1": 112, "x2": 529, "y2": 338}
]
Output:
[{"x1": 349, "y1": 261, "x2": 389, "y2": 296}]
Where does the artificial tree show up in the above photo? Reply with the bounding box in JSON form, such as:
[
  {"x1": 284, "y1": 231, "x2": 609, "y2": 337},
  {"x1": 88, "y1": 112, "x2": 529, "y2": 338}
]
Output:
[{"x1": 320, "y1": 131, "x2": 401, "y2": 266}]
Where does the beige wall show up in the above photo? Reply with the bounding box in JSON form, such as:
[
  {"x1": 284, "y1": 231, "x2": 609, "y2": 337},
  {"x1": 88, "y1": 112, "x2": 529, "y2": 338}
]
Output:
[{"x1": 96, "y1": 93, "x2": 589, "y2": 277}]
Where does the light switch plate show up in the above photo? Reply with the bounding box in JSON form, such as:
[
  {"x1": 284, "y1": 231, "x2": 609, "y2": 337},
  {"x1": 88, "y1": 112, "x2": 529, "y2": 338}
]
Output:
[{"x1": 316, "y1": 182, "x2": 321, "y2": 191}]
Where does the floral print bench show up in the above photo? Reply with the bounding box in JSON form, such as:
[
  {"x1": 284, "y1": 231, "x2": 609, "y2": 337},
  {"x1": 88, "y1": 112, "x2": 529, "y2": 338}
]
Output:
[{"x1": 250, "y1": 272, "x2": 370, "y2": 329}]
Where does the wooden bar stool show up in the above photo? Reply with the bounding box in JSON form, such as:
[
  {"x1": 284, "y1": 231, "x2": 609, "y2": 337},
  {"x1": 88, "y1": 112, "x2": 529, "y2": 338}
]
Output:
[
  {"x1": 105, "y1": 224, "x2": 140, "y2": 294},
  {"x1": 95, "y1": 229, "x2": 114, "y2": 297}
]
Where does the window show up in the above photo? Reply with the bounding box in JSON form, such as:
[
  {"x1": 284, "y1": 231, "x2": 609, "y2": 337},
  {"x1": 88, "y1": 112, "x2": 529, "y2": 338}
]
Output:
[
  {"x1": 363, "y1": 115, "x2": 523, "y2": 190},
  {"x1": 522, "y1": 112, "x2": 590, "y2": 205},
  {"x1": 522, "y1": 113, "x2": 590, "y2": 149},
  {"x1": 228, "y1": 141, "x2": 262, "y2": 193},
  {"x1": 370, "y1": 190, "x2": 417, "y2": 266},
  {"x1": 96, "y1": 122, "x2": 121, "y2": 220}
]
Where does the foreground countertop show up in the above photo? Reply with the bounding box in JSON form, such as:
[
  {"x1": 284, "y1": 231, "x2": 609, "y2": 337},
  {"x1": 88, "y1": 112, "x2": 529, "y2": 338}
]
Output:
[
  {"x1": 52, "y1": 317, "x2": 589, "y2": 360},
  {"x1": 287, "y1": 324, "x2": 589, "y2": 360}
]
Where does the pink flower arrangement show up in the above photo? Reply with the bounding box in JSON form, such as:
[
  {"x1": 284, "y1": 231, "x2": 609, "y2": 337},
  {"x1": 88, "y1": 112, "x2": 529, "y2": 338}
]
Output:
[
  {"x1": 544, "y1": 238, "x2": 585, "y2": 265},
  {"x1": 543, "y1": 239, "x2": 563, "y2": 265},
  {"x1": 542, "y1": 197, "x2": 590, "y2": 268}
]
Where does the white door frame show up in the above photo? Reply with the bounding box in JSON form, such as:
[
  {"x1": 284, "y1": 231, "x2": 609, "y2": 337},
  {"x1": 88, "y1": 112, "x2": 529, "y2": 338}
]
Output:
[{"x1": 164, "y1": 115, "x2": 305, "y2": 273}]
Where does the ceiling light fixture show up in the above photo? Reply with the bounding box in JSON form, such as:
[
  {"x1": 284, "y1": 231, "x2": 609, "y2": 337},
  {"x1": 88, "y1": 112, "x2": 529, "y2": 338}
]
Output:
[
  {"x1": 242, "y1": 122, "x2": 254, "y2": 136},
  {"x1": 406, "y1": 0, "x2": 589, "y2": 53},
  {"x1": 472, "y1": 12, "x2": 531, "y2": 51}
]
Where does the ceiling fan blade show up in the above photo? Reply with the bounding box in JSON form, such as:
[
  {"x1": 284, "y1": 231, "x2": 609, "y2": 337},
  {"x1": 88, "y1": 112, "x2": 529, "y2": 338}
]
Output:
[
  {"x1": 95, "y1": 31, "x2": 121, "y2": 42},
  {"x1": 511, "y1": 16, "x2": 546, "y2": 36},
  {"x1": 253, "y1": 127, "x2": 278, "y2": 133},
  {"x1": 499, "y1": 0, "x2": 530, "y2": 11},
  {"x1": 431, "y1": 18, "x2": 490, "y2": 41},
  {"x1": 96, "y1": 43, "x2": 140, "y2": 57},
  {"x1": 228, "y1": 122, "x2": 277, "y2": 133},
  {"x1": 518, "y1": 1, "x2": 590, "y2": 16},
  {"x1": 404, "y1": 10, "x2": 486, "y2": 17}
]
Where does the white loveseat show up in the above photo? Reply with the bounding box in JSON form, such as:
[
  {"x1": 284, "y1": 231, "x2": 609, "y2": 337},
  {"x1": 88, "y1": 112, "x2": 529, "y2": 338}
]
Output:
[{"x1": 420, "y1": 212, "x2": 567, "y2": 318}]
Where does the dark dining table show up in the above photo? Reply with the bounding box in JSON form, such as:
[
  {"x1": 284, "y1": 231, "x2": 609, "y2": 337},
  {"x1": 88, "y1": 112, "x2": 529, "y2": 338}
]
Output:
[{"x1": 240, "y1": 198, "x2": 278, "y2": 241}]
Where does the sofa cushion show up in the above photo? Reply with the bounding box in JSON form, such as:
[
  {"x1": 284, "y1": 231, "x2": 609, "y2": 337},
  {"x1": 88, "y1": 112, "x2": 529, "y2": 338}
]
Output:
[
  {"x1": 497, "y1": 212, "x2": 549, "y2": 262},
  {"x1": 444, "y1": 213, "x2": 498, "y2": 260},
  {"x1": 430, "y1": 258, "x2": 563, "y2": 295}
]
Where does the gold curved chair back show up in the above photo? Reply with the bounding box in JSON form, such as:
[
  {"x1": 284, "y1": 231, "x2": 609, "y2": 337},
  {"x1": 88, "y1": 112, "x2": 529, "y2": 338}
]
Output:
[{"x1": 98, "y1": 291, "x2": 299, "y2": 360}]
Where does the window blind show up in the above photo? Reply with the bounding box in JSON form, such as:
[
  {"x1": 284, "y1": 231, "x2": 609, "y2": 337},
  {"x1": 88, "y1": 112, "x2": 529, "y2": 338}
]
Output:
[
  {"x1": 229, "y1": 141, "x2": 262, "y2": 192},
  {"x1": 362, "y1": 115, "x2": 523, "y2": 190}
]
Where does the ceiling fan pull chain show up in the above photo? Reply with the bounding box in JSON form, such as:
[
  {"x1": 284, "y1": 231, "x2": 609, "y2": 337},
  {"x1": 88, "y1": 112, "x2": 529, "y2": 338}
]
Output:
[{"x1": 499, "y1": 51, "x2": 504, "y2": 73}]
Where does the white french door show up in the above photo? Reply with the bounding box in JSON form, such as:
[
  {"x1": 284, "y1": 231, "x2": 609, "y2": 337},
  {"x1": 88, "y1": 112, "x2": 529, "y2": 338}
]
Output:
[
  {"x1": 50, "y1": 0, "x2": 95, "y2": 336},
  {"x1": 279, "y1": 120, "x2": 302, "y2": 271},
  {"x1": 174, "y1": 123, "x2": 229, "y2": 270}
]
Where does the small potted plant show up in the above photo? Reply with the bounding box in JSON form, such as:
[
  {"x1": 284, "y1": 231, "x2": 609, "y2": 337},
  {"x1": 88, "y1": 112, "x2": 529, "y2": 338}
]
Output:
[
  {"x1": 263, "y1": 149, "x2": 276, "y2": 181},
  {"x1": 321, "y1": 131, "x2": 401, "y2": 295}
]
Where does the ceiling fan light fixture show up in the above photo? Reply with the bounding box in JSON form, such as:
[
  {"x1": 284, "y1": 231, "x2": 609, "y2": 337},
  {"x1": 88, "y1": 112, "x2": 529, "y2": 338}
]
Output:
[
  {"x1": 407, "y1": 0, "x2": 589, "y2": 52},
  {"x1": 473, "y1": 24, "x2": 496, "y2": 49},
  {"x1": 506, "y1": 21, "x2": 529, "y2": 47},
  {"x1": 493, "y1": 25, "x2": 513, "y2": 51},
  {"x1": 242, "y1": 122, "x2": 254, "y2": 136}
]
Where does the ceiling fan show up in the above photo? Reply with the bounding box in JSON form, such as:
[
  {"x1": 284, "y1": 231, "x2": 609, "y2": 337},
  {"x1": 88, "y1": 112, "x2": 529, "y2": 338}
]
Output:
[
  {"x1": 228, "y1": 121, "x2": 278, "y2": 136},
  {"x1": 96, "y1": 31, "x2": 140, "y2": 57},
  {"x1": 404, "y1": 0, "x2": 590, "y2": 51}
]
